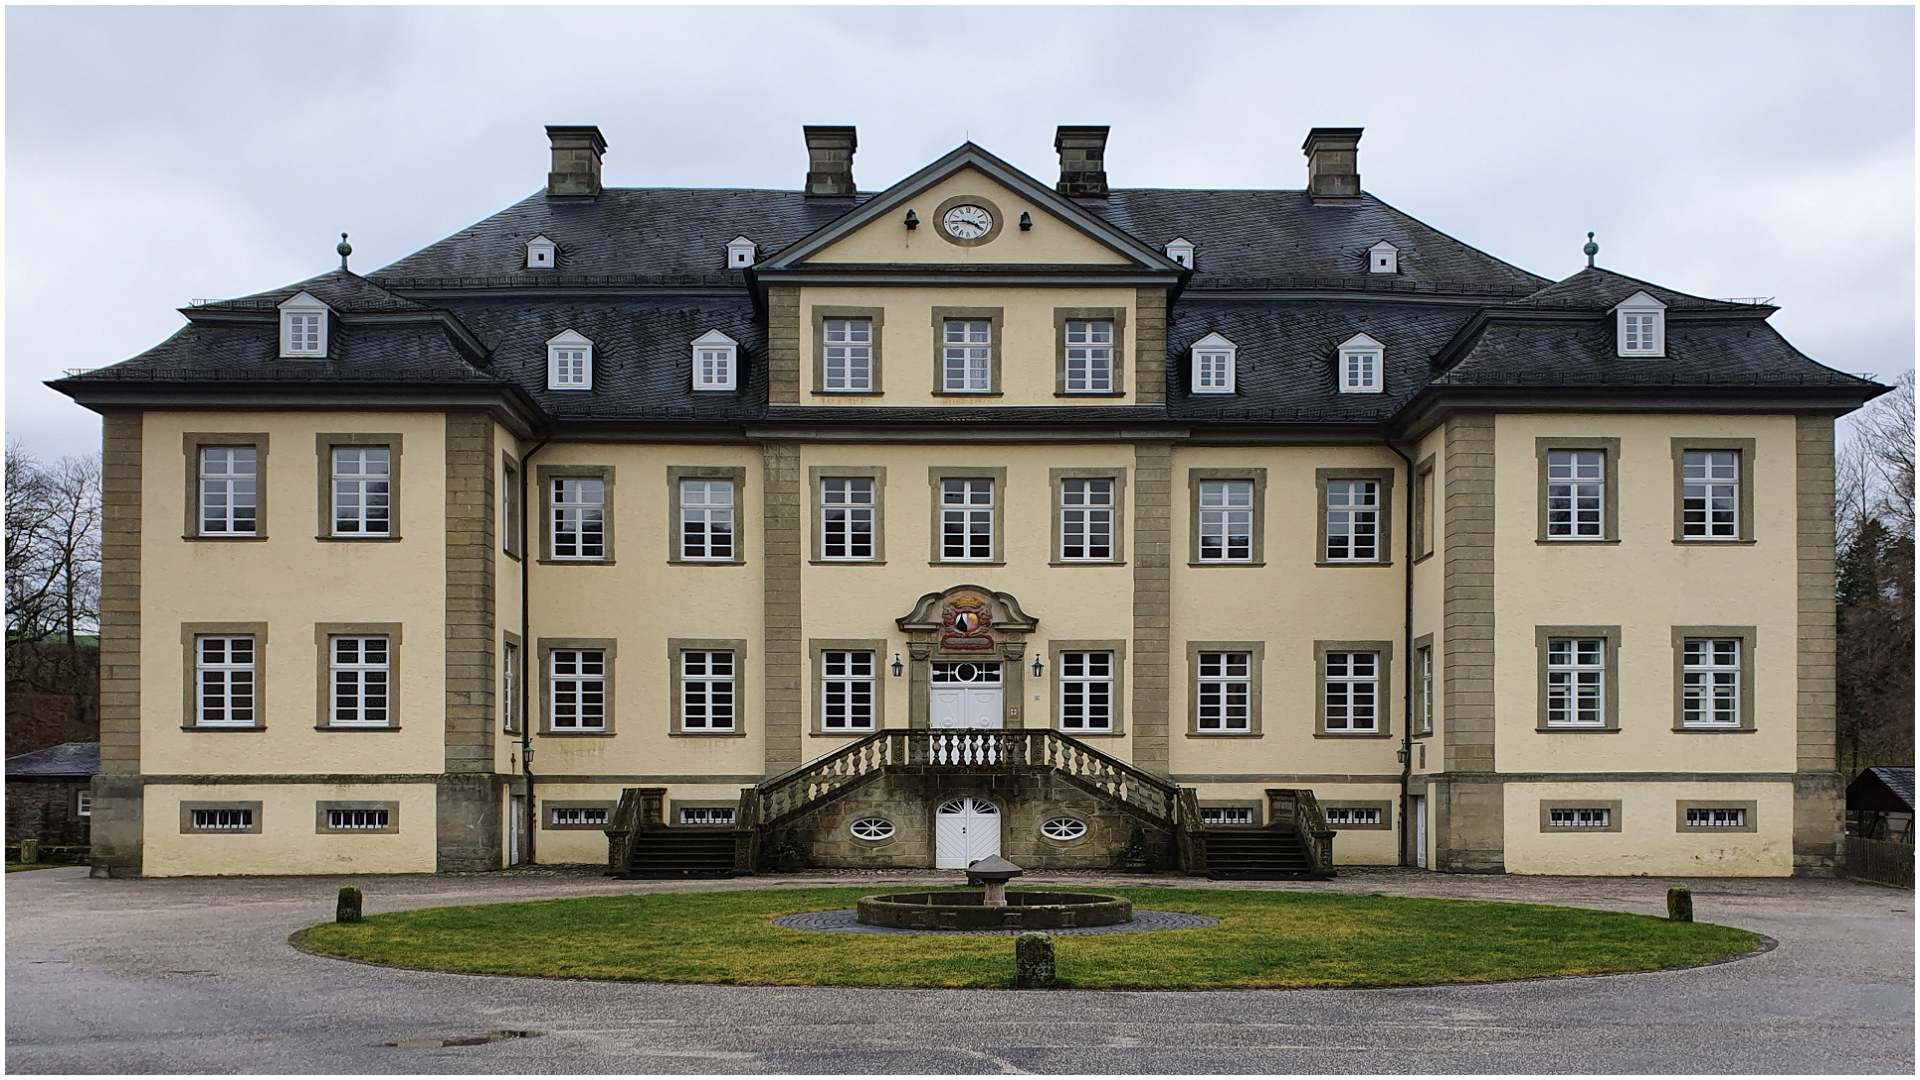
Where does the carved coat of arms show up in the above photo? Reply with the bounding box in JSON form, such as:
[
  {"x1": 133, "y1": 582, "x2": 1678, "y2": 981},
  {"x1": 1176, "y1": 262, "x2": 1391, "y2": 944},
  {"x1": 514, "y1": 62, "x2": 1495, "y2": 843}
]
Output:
[{"x1": 940, "y1": 595, "x2": 995, "y2": 650}]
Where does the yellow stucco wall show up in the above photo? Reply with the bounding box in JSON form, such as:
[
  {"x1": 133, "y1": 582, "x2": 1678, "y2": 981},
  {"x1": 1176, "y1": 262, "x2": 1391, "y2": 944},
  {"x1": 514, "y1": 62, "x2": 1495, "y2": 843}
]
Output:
[
  {"x1": 1503, "y1": 782, "x2": 1793, "y2": 876},
  {"x1": 143, "y1": 783, "x2": 437, "y2": 876},
  {"x1": 809, "y1": 167, "x2": 1132, "y2": 266}
]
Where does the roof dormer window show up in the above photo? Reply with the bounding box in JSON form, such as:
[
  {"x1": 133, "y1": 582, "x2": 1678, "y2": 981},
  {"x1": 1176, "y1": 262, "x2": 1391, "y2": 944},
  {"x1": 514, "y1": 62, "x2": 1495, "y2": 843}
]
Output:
[
  {"x1": 1165, "y1": 237, "x2": 1195, "y2": 269},
  {"x1": 726, "y1": 236, "x2": 757, "y2": 269},
  {"x1": 1369, "y1": 241, "x2": 1398, "y2": 275},
  {"x1": 692, "y1": 329, "x2": 738, "y2": 391},
  {"x1": 278, "y1": 291, "x2": 330, "y2": 359},
  {"x1": 547, "y1": 329, "x2": 593, "y2": 390},
  {"x1": 1338, "y1": 333, "x2": 1384, "y2": 394},
  {"x1": 526, "y1": 235, "x2": 556, "y2": 270},
  {"x1": 1615, "y1": 291, "x2": 1667, "y2": 357},
  {"x1": 1190, "y1": 332, "x2": 1237, "y2": 394}
]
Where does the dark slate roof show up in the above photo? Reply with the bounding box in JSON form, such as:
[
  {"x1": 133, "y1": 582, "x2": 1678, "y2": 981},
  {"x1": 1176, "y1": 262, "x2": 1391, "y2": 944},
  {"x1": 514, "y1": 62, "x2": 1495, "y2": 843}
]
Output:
[
  {"x1": 6, "y1": 742, "x2": 100, "y2": 778},
  {"x1": 1513, "y1": 266, "x2": 1764, "y2": 312},
  {"x1": 1850, "y1": 766, "x2": 1916, "y2": 812},
  {"x1": 76, "y1": 321, "x2": 497, "y2": 385},
  {"x1": 204, "y1": 269, "x2": 427, "y2": 312},
  {"x1": 1433, "y1": 316, "x2": 1870, "y2": 390}
]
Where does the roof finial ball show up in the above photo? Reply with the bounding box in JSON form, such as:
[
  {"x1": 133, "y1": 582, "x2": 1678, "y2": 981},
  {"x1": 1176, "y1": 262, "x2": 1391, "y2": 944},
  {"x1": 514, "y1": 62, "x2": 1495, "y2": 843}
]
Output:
[
  {"x1": 1583, "y1": 231, "x2": 1599, "y2": 269},
  {"x1": 337, "y1": 232, "x2": 353, "y2": 272}
]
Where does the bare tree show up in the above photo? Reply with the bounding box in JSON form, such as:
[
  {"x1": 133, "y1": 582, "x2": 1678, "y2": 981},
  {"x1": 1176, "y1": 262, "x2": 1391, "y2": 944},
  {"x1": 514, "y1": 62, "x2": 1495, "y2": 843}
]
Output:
[{"x1": 6, "y1": 443, "x2": 101, "y2": 646}]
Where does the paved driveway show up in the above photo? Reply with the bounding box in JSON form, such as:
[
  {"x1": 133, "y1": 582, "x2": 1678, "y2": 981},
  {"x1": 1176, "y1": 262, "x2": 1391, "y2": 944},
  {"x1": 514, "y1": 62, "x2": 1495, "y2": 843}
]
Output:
[{"x1": 5, "y1": 865, "x2": 1912, "y2": 1073}]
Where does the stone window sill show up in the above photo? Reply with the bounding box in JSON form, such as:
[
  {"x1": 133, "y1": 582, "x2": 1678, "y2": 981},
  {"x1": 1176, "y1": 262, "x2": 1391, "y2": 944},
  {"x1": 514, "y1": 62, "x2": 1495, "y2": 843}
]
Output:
[
  {"x1": 181, "y1": 725, "x2": 265, "y2": 732},
  {"x1": 1187, "y1": 560, "x2": 1266, "y2": 568},
  {"x1": 315, "y1": 725, "x2": 402, "y2": 732},
  {"x1": 316, "y1": 535, "x2": 403, "y2": 543},
  {"x1": 670, "y1": 730, "x2": 747, "y2": 738},
  {"x1": 183, "y1": 535, "x2": 268, "y2": 542},
  {"x1": 1536, "y1": 726, "x2": 1621, "y2": 734}
]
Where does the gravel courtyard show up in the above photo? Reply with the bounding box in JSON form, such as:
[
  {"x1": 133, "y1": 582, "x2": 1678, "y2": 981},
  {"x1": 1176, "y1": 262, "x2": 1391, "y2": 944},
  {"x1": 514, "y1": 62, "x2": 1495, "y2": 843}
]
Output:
[{"x1": 5, "y1": 865, "x2": 1912, "y2": 1074}]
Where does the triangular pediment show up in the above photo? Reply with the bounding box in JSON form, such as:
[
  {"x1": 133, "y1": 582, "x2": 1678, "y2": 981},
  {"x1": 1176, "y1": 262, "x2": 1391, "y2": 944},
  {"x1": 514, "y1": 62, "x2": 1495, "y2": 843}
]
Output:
[{"x1": 762, "y1": 144, "x2": 1182, "y2": 272}]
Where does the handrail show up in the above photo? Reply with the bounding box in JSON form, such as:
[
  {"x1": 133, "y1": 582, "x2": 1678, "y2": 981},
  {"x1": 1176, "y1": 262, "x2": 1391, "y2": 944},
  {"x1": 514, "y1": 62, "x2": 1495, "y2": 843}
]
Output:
[{"x1": 1269, "y1": 787, "x2": 1336, "y2": 876}]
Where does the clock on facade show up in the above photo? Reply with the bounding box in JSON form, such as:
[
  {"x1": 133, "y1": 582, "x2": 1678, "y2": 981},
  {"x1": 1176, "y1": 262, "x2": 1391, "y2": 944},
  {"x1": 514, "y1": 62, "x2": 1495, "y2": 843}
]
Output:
[{"x1": 942, "y1": 204, "x2": 994, "y2": 240}]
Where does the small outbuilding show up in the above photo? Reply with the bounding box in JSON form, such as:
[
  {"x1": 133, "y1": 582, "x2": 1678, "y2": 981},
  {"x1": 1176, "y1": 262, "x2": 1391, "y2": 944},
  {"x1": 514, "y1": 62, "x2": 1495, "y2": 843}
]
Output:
[
  {"x1": 6, "y1": 742, "x2": 99, "y2": 848},
  {"x1": 1846, "y1": 766, "x2": 1914, "y2": 843}
]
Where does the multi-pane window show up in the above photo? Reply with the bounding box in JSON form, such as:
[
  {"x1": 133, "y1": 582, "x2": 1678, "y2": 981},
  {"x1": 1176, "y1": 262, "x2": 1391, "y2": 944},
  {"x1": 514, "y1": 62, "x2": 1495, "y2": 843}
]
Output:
[
  {"x1": 552, "y1": 807, "x2": 609, "y2": 826},
  {"x1": 681, "y1": 807, "x2": 736, "y2": 825},
  {"x1": 694, "y1": 342, "x2": 736, "y2": 390},
  {"x1": 1685, "y1": 807, "x2": 1747, "y2": 828},
  {"x1": 1197, "y1": 480, "x2": 1253, "y2": 562},
  {"x1": 1682, "y1": 451, "x2": 1739, "y2": 539},
  {"x1": 327, "y1": 809, "x2": 389, "y2": 830},
  {"x1": 680, "y1": 480, "x2": 735, "y2": 560},
  {"x1": 286, "y1": 312, "x2": 322, "y2": 354},
  {"x1": 821, "y1": 650, "x2": 876, "y2": 731},
  {"x1": 680, "y1": 650, "x2": 735, "y2": 731},
  {"x1": 1196, "y1": 651, "x2": 1251, "y2": 732},
  {"x1": 199, "y1": 447, "x2": 258, "y2": 536},
  {"x1": 1548, "y1": 807, "x2": 1611, "y2": 828},
  {"x1": 330, "y1": 447, "x2": 391, "y2": 536},
  {"x1": 76, "y1": 791, "x2": 92, "y2": 817},
  {"x1": 1417, "y1": 645, "x2": 1433, "y2": 734},
  {"x1": 1058, "y1": 651, "x2": 1113, "y2": 732},
  {"x1": 551, "y1": 649, "x2": 606, "y2": 731},
  {"x1": 1682, "y1": 638, "x2": 1741, "y2": 727},
  {"x1": 942, "y1": 320, "x2": 992, "y2": 392},
  {"x1": 1325, "y1": 480, "x2": 1380, "y2": 561},
  {"x1": 329, "y1": 636, "x2": 390, "y2": 727},
  {"x1": 1060, "y1": 479, "x2": 1113, "y2": 561},
  {"x1": 550, "y1": 346, "x2": 589, "y2": 388},
  {"x1": 1546, "y1": 638, "x2": 1606, "y2": 727},
  {"x1": 192, "y1": 808, "x2": 254, "y2": 830},
  {"x1": 1199, "y1": 807, "x2": 1253, "y2": 826},
  {"x1": 550, "y1": 478, "x2": 604, "y2": 560},
  {"x1": 1545, "y1": 451, "x2": 1604, "y2": 539},
  {"x1": 195, "y1": 635, "x2": 256, "y2": 727},
  {"x1": 1323, "y1": 651, "x2": 1380, "y2": 734},
  {"x1": 1324, "y1": 807, "x2": 1382, "y2": 826},
  {"x1": 822, "y1": 319, "x2": 873, "y2": 391},
  {"x1": 1621, "y1": 312, "x2": 1660, "y2": 353},
  {"x1": 502, "y1": 641, "x2": 519, "y2": 733},
  {"x1": 940, "y1": 479, "x2": 994, "y2": 561},
  {"x1": 1195, "y1": 349, "x2": 1234, "y2": 393},
  {"x1": 1063, "y1": 321, "x2": 1113, "y2": 393},
  {"x1": 1041, "y1": 817, "x2": 1088, "y2": 840},
  {"x1": 820, "y1": 478, "x2": 874, "y2": 560}
]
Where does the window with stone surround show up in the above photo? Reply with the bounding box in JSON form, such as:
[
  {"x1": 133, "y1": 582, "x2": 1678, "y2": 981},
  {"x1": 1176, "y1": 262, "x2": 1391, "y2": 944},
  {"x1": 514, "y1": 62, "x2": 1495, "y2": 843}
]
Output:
[
  {"x1": 680, "y1": 650, "x2": 736, "y2": 732},
  {"x1": 1196, "y1": 651, "x2": 1251, "y2": 732},
  {"x1": 940, "y1": 479, "x2": 995, "y2": 561},
  {"x1": 552, "y1": 649, "x2": 607, "y2": 731},
  {"x1": 820, "y1": 649, "x2": 876, "y2": 732},
  {"x1": 1059, "y1": 479, "x2": 1114, "y2": 561},
  {"x1": 551, "y1": 478, "x2": 605, "y2": 560},
  {"x1": 1058, "y1": 650, "x2": 1114, "y2": 732},
  {"x1": 679, "y1": 479, "x2": 736, "y2": 560},
  {"x1": 327, "y1": 635, "x2": 390, "y2": 727},
  {"x1": 199, "y1": 447, "x2": 258, "y2": 537},
  {"x1": 195, "y1": 635, "x2": 257, "y2": 728},
  {"x1": 821, "y1": 478, "x2": 875, "y2": 560}
]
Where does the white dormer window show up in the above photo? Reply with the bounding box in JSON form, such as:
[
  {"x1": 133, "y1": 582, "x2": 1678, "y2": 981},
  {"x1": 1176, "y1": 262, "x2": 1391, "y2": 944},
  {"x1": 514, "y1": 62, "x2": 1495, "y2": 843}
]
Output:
[
  {"x1": 1190, "y1": 332, "x2": 1237, "y2": 394},
  {"x1": 278, "y1": 292, "x2": 330, "y2": 358},
  {"x1": 1369, "y1": 241, "x2": 1398, "y2": 275},
  {"x1": 1165, "y1": 237, "x2": 1195, "y2": 269},
  {"x1": 1615, "y1": 290, "x2": 1667, "y2": 357},
  {"x1": 692, "y1": 329, "x2": 738, "y2": 391},
  {"x1": 1338, "y1": 333, "x2": 1385, "y2": 393},
  {"x1": 526, "y1": 235, "x2": 556, "y2": 270},
  {"x1": 547, "y1": 329, "x2": 593, "y2": 390},
  {"x1": 726, "y1": 236, "x2": 757, "y2": 269}
]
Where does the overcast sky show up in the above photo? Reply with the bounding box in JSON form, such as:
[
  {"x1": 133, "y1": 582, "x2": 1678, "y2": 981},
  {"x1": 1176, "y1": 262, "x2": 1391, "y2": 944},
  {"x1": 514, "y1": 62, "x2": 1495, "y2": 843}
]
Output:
[{"x1": 7, "y1": 5, "x2": 1913, "y2": 461}]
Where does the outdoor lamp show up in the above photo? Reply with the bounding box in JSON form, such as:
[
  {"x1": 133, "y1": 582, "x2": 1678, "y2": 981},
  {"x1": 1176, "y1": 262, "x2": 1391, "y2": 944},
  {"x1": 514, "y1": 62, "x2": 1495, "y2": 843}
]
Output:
[
  {"x1": 904, "y1": 210, "x2": 919, "y2": 230},
  {"x1": 1031, "y1": 656, "x2": 1044, "y2": 678},
  {"x1": 891, "y1": 654, "x2": 903, "y2": 677},
  {"x1": 1395, "y1": 746, "x2": 1409, "y2": 765},
  {"x1": 1019, "y1": 212, "x2": 1033, "y2": 231},
  {"x1": 523, "y1": 744, "x2": 534, "y2": 769}
]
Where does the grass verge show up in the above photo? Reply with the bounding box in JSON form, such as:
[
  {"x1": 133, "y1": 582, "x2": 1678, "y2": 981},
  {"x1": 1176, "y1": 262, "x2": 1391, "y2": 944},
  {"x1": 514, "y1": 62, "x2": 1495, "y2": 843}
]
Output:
[
  {"x1": 6, "y1": 859, "x2": 82, "y2": 873},
  {"x1": 299, "y1": 887, "x2": 1760, "y2": 990}
]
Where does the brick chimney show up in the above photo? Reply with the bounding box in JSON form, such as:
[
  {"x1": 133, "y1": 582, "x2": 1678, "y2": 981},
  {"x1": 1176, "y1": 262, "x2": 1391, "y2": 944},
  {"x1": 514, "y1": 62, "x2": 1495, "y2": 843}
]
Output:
[
  {"x1": 1055, "y1": 126, "x2": 1110, "y2": 198},
  {"x1": 546, "y1": 125, "x2": 607, "y2": 198},
  {"x1": 803, "y1": 126, "x2": 858, "y2": 197},
  {"x1": 1302, "y1": 128, "x2": 1363, "y2": 202}
]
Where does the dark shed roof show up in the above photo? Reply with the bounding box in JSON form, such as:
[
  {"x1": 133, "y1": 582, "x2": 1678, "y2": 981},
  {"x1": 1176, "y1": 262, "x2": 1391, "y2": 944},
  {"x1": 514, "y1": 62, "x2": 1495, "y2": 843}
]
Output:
[
  {"x1": 6, "y1": 742, "x2": 101, "y2": 779},
  {"x1": 1849, "y1": 766, "x2": 1916, "y2": 813}
]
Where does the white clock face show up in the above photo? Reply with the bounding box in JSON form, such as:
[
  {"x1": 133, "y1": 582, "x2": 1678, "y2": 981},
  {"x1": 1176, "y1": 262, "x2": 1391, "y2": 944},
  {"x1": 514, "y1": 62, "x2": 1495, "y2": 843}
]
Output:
[{"x1": 942, "y1": 204, "x2": 993, "y2": 240}]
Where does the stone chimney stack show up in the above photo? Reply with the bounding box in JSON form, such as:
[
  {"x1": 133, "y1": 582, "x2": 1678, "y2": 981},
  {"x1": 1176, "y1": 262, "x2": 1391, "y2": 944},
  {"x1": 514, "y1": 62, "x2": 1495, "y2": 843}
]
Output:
[
  {"x1": 1302, "y1": 127, "x2": 1363, "y2": 202},
  {"x1": 1055, "y1": 126, "x2": 1111, "y2": 198},
  {"x1": 546, "y1": 125, "x2": 607, "y2": 198},
  {"x1": 803, "y1": 126, "x2": 858, "y2": 197}
]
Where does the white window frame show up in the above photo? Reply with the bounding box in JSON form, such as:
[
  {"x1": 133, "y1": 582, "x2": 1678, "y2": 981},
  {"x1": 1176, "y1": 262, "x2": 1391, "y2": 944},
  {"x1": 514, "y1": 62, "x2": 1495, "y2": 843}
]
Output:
[
  {"x1": 726, "y1": 235, "x2": 757, "y2": 269},
  {"x1": 940, "y1": 479, "x2": 994, "y2": 561},
  {"x1": 330, "y1": 446, "x2": 391, "y2": 537},
  {"x1": 820, "y1": 649, "x2": 876, "y2": 732},
  {"x1": 1325, "y1": 479, "x2": 1381, "y2": 562},
  {"x1": 1190, "y1": 332, "x2": 1237, "y2": 394},
  {"x1": 1164, "y1": 237, "x2": 1195, "y2": 269},
  {"x1": 820, "y1": 477, "x2": 874, "y2": 560},
  {"x1": 550, "y1": 478, "x2": 605, "y2": 560},
  {"x1": 1545, "y1": 637, "x2": 1606, "y2": 727},
  {"x1": 1197, "y1": 480, "x2": 1254, "y2": 562},
  {"x1": 1063, "y1": 320, "x2": 1114, "y2": 393},
  {"x1": 1417, "y1": 644, "x2": 1433, "y2": 734},
  {"x1": 546, "y1": 329, "x2": 593, "y2": 391},
  {"x1": 551, "y1": 649, "x2": 607, "y2": 731},
  {"x1": 821, "y1": 319, "x2": 873, "y2": 392},
  {"x1": 195, "y1": 634, "x2": 257, "y2": 728},
  {"x1": 552, "y1": 806, "x2": 609, "y2": 826},
  {"x1": 1059, "y1": 478, "x2": 1114, "y2": 562},
  {"x1": 1615, "y1": 291, "x2": 1667, "y2": 357},
  {"x1": 1057, "y1": 650, "x2": 1114, "y2": 732},
  {"x1": 198, "y1": 447, "x2": 258, "y2": 537},
  {"x1": 76, "y1": 791, "x2": 92, "y2": 817},
  {"x1": 1323, "y1": 651, "x2": 1380, "y2": 734},
  {"x1": 1195, "y1": 651, "x2": 1251, "y2": 732},
  {"x1": 1681, "y1": 638, "x2": 1742, "y2": 728},
  {"x1": 1337, "y1": 333, "x2": 1384, "y2": 394},
  {"x1": 850, "y1": 817, "x2": 895, "y2": 840},
  {"x1": 692, "y1": 329, "x2": 738, "y2": 391},
  {"x1": 1041, "y1": 817, "x2": 1088, "y2": 840},
  {"x1": 1545, "y1": 450, "x2": 1605, "y2": 540},
  {"x1": 679, "y1": 480, "x2": 736, "y2": 561},
  {"x1": 1681, "y1": 451, "x2": 1740, "y2": 539},
  {"x1": 502, "y1": 641, "x2": 519, "y2": 734},
  {"x1": 328, "y1": 635, "x2": 391, "y2": 728},
  {"x1": 1548, "y1": 807, "x2": 1611, "y2": 828},
  {"x1": 1368, "y1": 241, "x2": 1398, "y2": 275},
  {"x1": 278, "y1": 292, "x2": 329, "y2": 358},
  {"x1": 525, "y1": 234, "x2": 556, "y2": 270},
  {"x1": 942, "y1": 319, "x2": 993, "y2": 393},
  {"x1": 679, "y1": 650, "x2": 736, "y2": 732}
]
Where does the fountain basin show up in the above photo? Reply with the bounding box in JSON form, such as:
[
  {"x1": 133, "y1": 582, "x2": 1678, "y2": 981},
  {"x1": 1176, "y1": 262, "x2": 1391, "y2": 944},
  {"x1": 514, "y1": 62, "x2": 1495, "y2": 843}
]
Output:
[{"x1": 856, "y1": 891, "x2": 1132, "y2": 931}]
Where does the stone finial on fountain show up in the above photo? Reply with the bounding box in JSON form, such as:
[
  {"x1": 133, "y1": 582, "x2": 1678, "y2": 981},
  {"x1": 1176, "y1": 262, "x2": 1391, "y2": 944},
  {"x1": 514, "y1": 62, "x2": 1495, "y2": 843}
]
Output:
[{"x1": 967, "y1": 856, "x2": 1024, "y2": 907}]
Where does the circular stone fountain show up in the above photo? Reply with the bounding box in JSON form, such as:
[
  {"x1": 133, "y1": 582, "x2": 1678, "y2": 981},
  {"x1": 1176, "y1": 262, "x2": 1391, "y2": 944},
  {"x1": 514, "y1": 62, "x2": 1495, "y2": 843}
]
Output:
[{"x1": 856, "y1": 856, "x2": 1133, "y2": 931}]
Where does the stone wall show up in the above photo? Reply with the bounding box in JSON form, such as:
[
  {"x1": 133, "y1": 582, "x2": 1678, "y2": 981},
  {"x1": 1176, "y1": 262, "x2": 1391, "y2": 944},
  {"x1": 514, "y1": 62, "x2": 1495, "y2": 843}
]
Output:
[{"x1": 6, "y1": 780, "x2": 90, "y2": 847}]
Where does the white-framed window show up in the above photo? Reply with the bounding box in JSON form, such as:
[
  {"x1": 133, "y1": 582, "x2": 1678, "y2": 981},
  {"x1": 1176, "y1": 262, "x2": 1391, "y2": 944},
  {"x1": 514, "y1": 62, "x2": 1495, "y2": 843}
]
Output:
[
  {"x1": 681, "y1": 806, "x2": 736, "y2": 826},
  {"x1": 942, "y1": 320, "x2": 992, "y2": 392},
  {"x1": 1325, "y1": 480, "x2": 1380, "y2": 562},
  {"x1": 547, "y1": 330, "x2": 593, "y2": 391},
  {"x1": 551, "y1": 649, "x2": 606, "y2": 731},
  {"x1": 1325, "y1": 807, "x2": 1383, "y2": 826},
  {"x1": 680, "y1": 650, "x2": 735, "y2": 731},
  {"x1": 1615, "y1": 291, "x2": 1667, "y2": 357},
  {"x1": 692, "y1": 329, "x2": 738, "y2": 391},
  {"x1": 1190, "y1": 332, "x2": 1236, "y2": 394},
  {"x1": 1199, "y1": 806, "x2": 1253, "y2": 826},
  {"x1": 550, "y1": 478, "x2": 605, "y2": 560},
  {"x1": 1164, "y1": 237, "x2": 1195, "y2": 269},
  {"x1": 821, "y1": 649, "x2": 876, "y2": 731},
  {"x1": 820, "y1": 477, "x2": 874, "y2": 560},
  {"x1": 1546, "y1": 638, "x2": 1606, "y2": 727},
  {"x1": 940, "y1": 479, "x2": 994, "y2": 561},
  {"x1": 278, "y1": 292, "x2": 329, "y2": 358},
  {"x1": 1545, "y1": 450, "x2": 1604, "y2": 539},
  {"x1": 1041, "y1": 817, "x2": 1088, "y2": 840},
  {"x1": 1060, "y1": 478, "x2": 1113, "y2": 561},
  {"x1": 1417, "y1": 644, "x2": 1433, "y2": 734},
  {"x1": 679, "y1": 480, "x2": 735, "y2": 560},
  {"x1": 327, "y1": 808, "x2": 389, "y2": 830},
  {"x1": 822, "y1": 319, "x2": 873, "y2": 391},
  {"x1": 1197, "y1": 480, "x2": 1254, "y2": 562},
  {"x1": 1058, "y1": 650, "x2": 1113, "y2": 732},
  {"x1": 1682, "y1": 638, "x2": 1741, "y2": 727},
  {"x1": 199, "y1": 447, "x2": 258, "y2": 536},
  {"x1": 525, "y1": 234, "x2": 556, "y2": 270},
  {"x1": 1338, "y1": 333, "x2": 1384, "y2": 393},
  {"x1": 76, "y1": 791, "x2": 92, "y2": 817},
  {"x1": 726, "y1": 235, "x2": 757, "y2": 269},
  {"x1": 502, "y1": 641, "x2": 519, "y2": 734},
  {"x1": 192, "y1": 808, "x2": 254, "y2": 830},
  {"x1": 1548, "y1": 807, "x2": 1612, "y2": 828},
  {"x1": 329, "y1": 635, "x2": 390, "y2": 727},
  {"x1": 1063, "y1": 320, "x2": 1114, "y2": 393},
  {"x1": 330, "y1": 447, "x2": 391, "y2": 536},
  {"x1": 1323, "y1": 651, "x2": 1380, "y2": 734},
  {"x1": 1682, "y1": 451, "x2": 1739, "y2": 539},
  {"x1": 850, "y1": 816, "x2": 895, "y2": 840},
  {"x1": 1196, "y1": 651, "x2": 1251, "y2": 732},
  {"x1": 552, "y1": 806, "x2": 608, "y2": 826},
  {"x1": 1685, "y1": 807, "x2": 1747, "y2": 828},
  {"x1": 1368, "y1": 241, "x2": 1398, "y2": 274},
  {"x1": 195, "y1": 635, "x2": 256, "y2": 727}
]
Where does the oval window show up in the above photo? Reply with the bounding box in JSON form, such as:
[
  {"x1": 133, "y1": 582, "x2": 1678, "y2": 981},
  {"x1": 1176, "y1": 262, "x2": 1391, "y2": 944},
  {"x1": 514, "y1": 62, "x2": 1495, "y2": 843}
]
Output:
[
  {"x1": 1041, "y1": 817, "x2": 1087, "y2": 841},
  {"x1": 849, "y1": 817, "x2": 896, "y2": 841}
]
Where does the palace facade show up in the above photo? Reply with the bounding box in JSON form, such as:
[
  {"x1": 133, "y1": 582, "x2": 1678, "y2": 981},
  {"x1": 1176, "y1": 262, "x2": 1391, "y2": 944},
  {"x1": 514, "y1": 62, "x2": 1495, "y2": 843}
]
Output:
[{"x1": 55, "y1": 124, "x2": 1884, "y2": 878}]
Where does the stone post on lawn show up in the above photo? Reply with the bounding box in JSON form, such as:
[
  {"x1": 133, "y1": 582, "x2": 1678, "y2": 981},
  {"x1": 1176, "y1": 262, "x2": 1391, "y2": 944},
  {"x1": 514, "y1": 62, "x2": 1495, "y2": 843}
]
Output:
[
  {"x1": 1666, "y1": 886, "x2": 1693, "y2": 922},
  {"x1": 18, "y1": 839, "x2": 39, "y2": 864},
  {"x1": 337, "y1": 885, "x2": 364, "y2": 923},
  {"x1": 1014, "y1": 932, "x2": 1056, "y2": 988}
]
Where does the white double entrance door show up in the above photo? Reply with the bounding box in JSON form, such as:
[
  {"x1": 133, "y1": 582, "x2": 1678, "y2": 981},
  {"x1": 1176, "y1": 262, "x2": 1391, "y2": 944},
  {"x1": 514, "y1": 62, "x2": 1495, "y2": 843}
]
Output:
[
  {"x1": 935, "y1": 797, "x2": 1002, "y2": 869},
  {"x1": 929, "y1": 660, "x2": 1002, "y2": 729}
]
